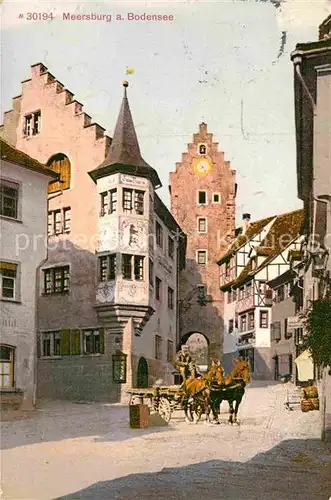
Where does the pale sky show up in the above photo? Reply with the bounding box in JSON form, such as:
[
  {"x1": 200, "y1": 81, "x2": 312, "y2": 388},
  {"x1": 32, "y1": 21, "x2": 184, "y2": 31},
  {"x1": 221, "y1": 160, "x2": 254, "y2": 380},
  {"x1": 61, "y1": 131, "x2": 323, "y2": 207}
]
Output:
[{"x1": 2, "y1": 0, "x2": 330, "y2": 224}]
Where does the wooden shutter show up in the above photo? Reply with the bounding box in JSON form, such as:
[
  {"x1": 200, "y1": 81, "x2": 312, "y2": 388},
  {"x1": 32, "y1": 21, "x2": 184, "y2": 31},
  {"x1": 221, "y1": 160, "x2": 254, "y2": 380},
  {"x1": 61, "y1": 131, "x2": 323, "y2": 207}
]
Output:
[
  {"x1": 60, "y1": 329, "x2": 71, "y2": 355},
  {"x1": 48, "y1": 154, "x2": 71, "y2": 193},
  {"x1": 99, "y1": 328, "x2": 105, "y2": 354},
  {"x1": 71, "y1": 329, "x2": 81, "y2": 355}
]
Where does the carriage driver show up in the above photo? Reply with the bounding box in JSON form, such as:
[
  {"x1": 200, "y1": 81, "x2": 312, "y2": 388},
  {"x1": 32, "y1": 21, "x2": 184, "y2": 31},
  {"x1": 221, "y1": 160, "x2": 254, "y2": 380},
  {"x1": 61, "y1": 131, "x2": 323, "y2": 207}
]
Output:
[{"x1": 174, "y1": 344, "x2": 196, "y2": 382}]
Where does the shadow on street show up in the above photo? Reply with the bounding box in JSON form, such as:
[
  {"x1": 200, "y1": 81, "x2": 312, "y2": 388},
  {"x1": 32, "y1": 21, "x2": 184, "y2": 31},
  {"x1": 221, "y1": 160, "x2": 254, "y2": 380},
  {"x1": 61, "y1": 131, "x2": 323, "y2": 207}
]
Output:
[{"x1": 52, "y1": 439, "x2": 331, "y2": 500}]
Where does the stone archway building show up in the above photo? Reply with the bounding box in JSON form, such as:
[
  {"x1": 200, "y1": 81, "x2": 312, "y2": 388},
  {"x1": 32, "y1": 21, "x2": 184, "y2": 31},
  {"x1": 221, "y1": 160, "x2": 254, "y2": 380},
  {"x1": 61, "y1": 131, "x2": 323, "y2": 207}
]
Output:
[{"x1": 169, "y1": 123, "x2": 237, "y2": 361}]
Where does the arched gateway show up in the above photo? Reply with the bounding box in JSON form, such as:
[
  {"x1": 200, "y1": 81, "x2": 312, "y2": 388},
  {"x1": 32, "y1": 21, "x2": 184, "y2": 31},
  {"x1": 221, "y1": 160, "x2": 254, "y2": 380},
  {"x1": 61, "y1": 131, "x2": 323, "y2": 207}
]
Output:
[{"x1": 180, "y1": 332, "x2": 209, "y2": 370}]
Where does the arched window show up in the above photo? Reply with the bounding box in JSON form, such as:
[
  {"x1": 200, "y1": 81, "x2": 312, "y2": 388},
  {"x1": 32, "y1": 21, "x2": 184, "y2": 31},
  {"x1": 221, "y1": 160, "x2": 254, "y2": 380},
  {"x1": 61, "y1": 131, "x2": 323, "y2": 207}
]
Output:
[
  {"x1": 0, "y1": 345, "x2": 15, "y2": 388},
  {"x1": 47, "y1": 153, "x2": 71, "y2": 194},
  {"x1": 199, "y1": 144, "x2": 206, "y2": 155}
]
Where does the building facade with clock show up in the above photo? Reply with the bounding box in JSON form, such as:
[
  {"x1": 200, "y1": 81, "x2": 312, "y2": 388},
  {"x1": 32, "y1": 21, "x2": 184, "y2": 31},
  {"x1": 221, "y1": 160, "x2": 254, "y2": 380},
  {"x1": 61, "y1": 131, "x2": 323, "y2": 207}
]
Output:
[{"x1": 169, "y1": 123, "x2": 237, "y2": 360}]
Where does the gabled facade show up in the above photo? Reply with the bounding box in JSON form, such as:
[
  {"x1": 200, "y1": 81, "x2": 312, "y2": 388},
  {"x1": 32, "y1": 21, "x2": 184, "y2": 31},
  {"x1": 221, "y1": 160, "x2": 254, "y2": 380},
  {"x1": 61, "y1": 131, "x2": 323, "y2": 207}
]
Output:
[
  {"x1": 0, "y1": 64, "x2": 185, "y2": 403},
  {"x1": 0, "y1": 138, "x2": 57, "y2": 409},
  {"x1": 169, "y1": 123, "x2": 236, "y2": 360},
  {"x1": 218, "y1": 209, "x2": 304, "y2": 378}
]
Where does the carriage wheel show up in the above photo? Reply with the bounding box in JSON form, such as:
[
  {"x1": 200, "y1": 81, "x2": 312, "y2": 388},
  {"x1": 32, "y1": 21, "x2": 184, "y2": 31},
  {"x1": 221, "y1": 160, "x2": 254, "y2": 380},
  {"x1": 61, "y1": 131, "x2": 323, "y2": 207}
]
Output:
[{"x1": 158, "y1": 397, "x2": 172, "y2": 423}]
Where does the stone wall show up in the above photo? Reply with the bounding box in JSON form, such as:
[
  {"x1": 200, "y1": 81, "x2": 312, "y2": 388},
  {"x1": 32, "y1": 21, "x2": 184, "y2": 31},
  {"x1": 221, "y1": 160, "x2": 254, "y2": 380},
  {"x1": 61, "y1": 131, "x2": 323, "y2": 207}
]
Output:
[{"x1": 37, "y1": 355, "x2": 120, "y2": 402}]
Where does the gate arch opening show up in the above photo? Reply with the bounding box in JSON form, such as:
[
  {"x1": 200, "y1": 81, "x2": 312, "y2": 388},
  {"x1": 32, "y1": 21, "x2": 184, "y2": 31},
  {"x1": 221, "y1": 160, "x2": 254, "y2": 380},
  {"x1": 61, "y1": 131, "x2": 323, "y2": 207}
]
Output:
[
  {"x1": 179, "y1": 332, "x2": 209, "y2": 370},
  {"x1": 136, "y1": 357, "x2": 149, "y2": 388}
]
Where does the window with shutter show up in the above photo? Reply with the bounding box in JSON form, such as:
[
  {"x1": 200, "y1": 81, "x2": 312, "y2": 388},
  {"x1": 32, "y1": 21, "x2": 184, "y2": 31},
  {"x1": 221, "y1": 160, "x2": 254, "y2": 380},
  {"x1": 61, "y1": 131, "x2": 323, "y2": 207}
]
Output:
[{"x1": 47, "y1": 154, "x2": 71, "y2": 193}]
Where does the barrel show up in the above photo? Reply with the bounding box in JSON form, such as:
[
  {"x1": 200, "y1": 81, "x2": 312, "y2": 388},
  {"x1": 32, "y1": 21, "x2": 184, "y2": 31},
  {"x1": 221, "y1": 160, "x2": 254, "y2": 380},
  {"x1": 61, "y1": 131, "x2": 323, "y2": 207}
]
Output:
[
  {"x1": 310, "y1": 398, "x2": 320, "y2": 411},
  {"x1": 301, "y1": 399, "x2": 313, "y2": 412}
]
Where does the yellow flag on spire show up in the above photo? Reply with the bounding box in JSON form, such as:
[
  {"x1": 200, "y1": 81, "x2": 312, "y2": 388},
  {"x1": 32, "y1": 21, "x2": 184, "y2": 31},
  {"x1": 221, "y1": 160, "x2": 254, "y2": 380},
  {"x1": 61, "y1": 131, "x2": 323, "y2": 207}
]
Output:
[{"x1": 126, "y1": 68, "x2": 135, "y2": 75}]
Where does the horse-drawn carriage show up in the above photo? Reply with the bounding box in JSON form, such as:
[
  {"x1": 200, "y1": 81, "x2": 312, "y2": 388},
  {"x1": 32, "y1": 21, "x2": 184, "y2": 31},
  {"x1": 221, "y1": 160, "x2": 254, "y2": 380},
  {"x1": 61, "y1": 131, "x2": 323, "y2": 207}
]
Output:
[{"x1": 127, "y1": 358, "x2": 251, "y2": 425}]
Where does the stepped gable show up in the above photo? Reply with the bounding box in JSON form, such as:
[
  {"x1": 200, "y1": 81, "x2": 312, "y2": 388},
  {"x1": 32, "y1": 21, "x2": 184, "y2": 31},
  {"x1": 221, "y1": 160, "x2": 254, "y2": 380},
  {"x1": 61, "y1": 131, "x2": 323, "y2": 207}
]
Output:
[
  {"x1": 0, "y1": 62, "x2": 112, "y2": 146},
  {"x1": 171, "y1": 122, "x2": 236, "y2": 178},
  {"x1": 89, "y1": 81, "x2": 161, "y2": 187}
]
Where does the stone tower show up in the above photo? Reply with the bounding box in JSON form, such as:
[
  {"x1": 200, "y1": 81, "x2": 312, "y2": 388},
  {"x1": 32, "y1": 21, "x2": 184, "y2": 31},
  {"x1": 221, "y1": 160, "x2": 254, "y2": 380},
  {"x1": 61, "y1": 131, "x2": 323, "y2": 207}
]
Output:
[{"x1": 169, "y1": 123, "x2": 236, "y2": 359}]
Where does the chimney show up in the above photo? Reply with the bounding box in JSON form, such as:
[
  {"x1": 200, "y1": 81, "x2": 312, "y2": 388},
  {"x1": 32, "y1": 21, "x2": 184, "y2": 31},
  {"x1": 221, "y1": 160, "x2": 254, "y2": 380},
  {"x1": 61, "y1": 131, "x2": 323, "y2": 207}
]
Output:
[{"x1": 242, "y1": 213, "x2": 251, "y2": 235}]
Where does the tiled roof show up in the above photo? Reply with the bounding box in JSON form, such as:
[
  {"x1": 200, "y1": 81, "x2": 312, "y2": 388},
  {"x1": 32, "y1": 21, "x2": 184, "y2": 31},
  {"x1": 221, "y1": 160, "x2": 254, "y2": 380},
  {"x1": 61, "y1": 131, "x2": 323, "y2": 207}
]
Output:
[
  {"x1": 89, "y1": 83, "x2": 161, "y2": 187},
  {"x1": 220, "y1": 209, "x2": 304, "y2": 290},
  {"x1": 0, "y1": 138, "x2": 58, "y2": 179},
  {"x1": 217, "y1": 215, "x2": 275, "y2": 264}
]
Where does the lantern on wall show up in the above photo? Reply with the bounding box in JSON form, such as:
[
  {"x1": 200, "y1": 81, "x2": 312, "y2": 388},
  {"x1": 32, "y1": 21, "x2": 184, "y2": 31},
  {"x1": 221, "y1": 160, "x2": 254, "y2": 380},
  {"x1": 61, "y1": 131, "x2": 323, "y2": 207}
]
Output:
[{"x1": 112, "y1": 339, "x2": 127, "y2": 384}]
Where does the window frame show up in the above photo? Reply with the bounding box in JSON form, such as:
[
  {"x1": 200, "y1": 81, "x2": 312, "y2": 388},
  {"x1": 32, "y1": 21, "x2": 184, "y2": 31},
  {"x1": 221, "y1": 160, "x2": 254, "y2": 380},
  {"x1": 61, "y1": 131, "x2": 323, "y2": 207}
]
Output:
[
  {"x1": 155, "y1": 334, "x2": 162, "y2": 360},
  {"x1": 0, "y1": 345, "x2": 15, "y2": 388},
  {"x1": 168, "y1": 236, "x2": 174, "y2": 260},
  {"x1": 197, "y1": 190, "x2": 207, "y2": 205},
  {"x1": 212, "y1": 192, "x2": 221, "y2": 204},
  {"x1": 197, "y1": 217, "x2": 207, "y2": 233},
  {"x1": 41, "y1": 331, "x2": 62, "y2": 357},
  {"x1": 155, "y1": 276, "x2": 162, "y2": 301},
  {"x1": 0, "y1": 261, "x2": 19, "y2": 301},
  {"x1": 122, "y1": 188, "x2": 145, "y2": 215},
  {"x1": 83, "y1": 329, "x2": 101, "y2": 355},
  {"x1": 149, "y1": 258, "x2": 154, "y2": 286},
  {"x1": 259, "y1": 310, "x2": 269, "y2": 329},
  {"x1": 0, "y1": 180, "x2": 20, "y2": 220},
  {"x1": 43, "y1": 266, "x2": 70, "y2": 294},
  {"x1": 48, "y1": 207, "x2": 71, "y2": 236},
  {"x1": 248, "y1": 311, "x2": 255, "y2": 330},
  {"x1": 240, "y1": 314, "x2": 247, "y2": 332},
  {"x1": 167, "y1": 339, "x2": 174, "y2": 362},
  {"x1": 98, "y1": 254, "x2": 116, "y2": 281},
  {"x1": 23, "y1": 110, "x2": 41, "y2": 136},
  {"x1": 196, "y1": 250, "x2": 207, "y2": 265},
  {"x1": 156, "y1": 221, "x2": 163, "y2": 248},
  {"x1": 167, "y1": 286, "x2": 174, "y2": 310}
]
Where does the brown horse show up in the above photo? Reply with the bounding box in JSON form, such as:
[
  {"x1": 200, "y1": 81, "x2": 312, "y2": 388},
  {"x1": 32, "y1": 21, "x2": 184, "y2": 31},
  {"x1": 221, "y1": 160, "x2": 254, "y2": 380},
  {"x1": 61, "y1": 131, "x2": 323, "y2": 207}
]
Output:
[
  {"x1": 207, "y1": 359, "x2": 251, "y2": 425},
  {"x1": 180, "y1": 361, "x2": 225, "y2": 423}
]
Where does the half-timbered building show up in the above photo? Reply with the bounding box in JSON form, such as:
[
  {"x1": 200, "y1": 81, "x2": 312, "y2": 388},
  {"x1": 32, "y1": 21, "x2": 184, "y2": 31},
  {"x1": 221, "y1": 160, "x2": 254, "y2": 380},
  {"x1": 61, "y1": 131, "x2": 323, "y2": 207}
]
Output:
[{"x1": 218, "y1": 209, "x2": 304, "y2": 379}]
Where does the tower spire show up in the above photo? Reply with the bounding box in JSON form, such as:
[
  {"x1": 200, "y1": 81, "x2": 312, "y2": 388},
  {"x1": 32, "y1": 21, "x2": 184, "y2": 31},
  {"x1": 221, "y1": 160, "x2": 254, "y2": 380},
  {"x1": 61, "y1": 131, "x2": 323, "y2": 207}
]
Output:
[{"x1": 89, "y1": 81, "x2": 161, "y2": 187}]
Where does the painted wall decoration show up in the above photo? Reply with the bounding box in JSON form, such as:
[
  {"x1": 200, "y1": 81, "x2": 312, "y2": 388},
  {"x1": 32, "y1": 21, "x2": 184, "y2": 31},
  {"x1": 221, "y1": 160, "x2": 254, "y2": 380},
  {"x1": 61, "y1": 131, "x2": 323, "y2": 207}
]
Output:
[
  {"x1": 118, "y1": 282, "x2": 148, "y2": 304},
  {"x1": 119, "y1": 219, "x2": 148, "y2": 251},
  {"x1": 98, "y1": 219, "x2": 118, "y2": 252},
  {"x1": 96, "y1": 281, "x2": 116, "y2": 304},
  {"x1": 120, "y1": 174, "x2": 148, "y2": 187},
  {"x1": 98, "y1": 174, "x2": 119, "y2": 191}
]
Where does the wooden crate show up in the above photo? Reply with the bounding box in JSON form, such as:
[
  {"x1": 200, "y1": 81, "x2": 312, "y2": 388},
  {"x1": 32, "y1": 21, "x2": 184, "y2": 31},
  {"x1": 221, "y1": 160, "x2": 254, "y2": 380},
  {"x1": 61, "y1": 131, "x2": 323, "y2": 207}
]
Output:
[{"x1": 129, "y1": 404, "x2": 150, "y2": 429}]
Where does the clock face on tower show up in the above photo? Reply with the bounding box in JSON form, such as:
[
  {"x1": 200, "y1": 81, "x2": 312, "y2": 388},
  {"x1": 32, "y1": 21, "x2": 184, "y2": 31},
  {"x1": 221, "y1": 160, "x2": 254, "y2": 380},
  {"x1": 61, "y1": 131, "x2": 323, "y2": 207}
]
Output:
[{"x1": 193, "y1": 157, "x2": 213, "y2": 177}]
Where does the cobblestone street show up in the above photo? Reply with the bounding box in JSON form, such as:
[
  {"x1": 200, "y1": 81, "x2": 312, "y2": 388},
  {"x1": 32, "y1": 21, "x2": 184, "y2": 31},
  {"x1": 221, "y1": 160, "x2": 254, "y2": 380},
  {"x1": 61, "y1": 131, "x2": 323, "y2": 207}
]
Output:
[{"x1": 1, "y1": 382, "x2": 330, "y2": 500}]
